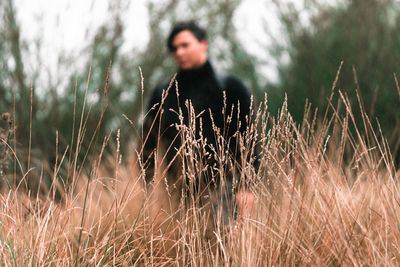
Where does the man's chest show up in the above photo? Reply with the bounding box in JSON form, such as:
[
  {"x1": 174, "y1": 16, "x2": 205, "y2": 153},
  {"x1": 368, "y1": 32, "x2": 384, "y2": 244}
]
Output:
[{"x1": 178, "y1": 81, "x2": 223, "y2": 113}]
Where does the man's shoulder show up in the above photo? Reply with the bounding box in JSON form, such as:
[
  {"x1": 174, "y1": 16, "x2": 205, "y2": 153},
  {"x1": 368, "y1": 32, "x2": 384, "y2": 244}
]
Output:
[
  {"x1": 153, "y1": 79, "x2": 172, "y2": 94},
  {"x1": 149, "y1": 78, "x2": 177, "y2": 101},
  {"x1": 216, "y1": 72, "x2": 250, "y2": 96}
]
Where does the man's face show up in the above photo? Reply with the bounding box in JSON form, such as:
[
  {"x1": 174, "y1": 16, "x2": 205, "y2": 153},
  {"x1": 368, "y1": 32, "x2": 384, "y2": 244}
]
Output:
[{"x1": 171, "y1": 30, "x2": 208, "y2": 70}]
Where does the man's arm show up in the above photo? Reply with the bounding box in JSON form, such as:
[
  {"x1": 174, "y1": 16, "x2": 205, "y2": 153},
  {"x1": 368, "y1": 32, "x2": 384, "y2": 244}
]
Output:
[
  {"x1": 140, "y1": 84, "x2": 164, "y2": 183},
  {"x1": 226, "y1": 76, "x2": 259, "y2": 216},
  {"x1": 226, "y1": 76, "x2": 260, "y2": 175}
]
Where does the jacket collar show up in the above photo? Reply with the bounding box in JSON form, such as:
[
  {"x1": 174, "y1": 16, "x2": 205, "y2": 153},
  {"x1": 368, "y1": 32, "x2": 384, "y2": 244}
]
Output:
[{"x1": 178, "y1": 60, "x2": 214, "y2": 81}]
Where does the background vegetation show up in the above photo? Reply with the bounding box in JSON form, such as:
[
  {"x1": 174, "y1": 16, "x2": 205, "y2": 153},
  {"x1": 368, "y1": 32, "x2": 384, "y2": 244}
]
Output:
[
  {"x1": 269, "y1": 0, "x2": 400, "y2": 160},
  {"x1": 1, "y1": 0, "x2": 400, "y2": 179},
  {"x1": 0, "y1": 0, "x2": 263, "y2": 186}
]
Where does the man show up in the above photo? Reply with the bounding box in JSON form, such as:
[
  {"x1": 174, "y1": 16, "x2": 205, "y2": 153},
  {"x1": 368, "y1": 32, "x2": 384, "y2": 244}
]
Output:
[{"x1": 140, "y1": 21, "x2": 256, "y2": 219}]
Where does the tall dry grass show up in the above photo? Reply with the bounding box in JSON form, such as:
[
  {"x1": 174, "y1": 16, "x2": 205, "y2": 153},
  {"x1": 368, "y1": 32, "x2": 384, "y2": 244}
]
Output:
[{"x1": 0, "y1": 68, "x2": 400, "y2": 266}]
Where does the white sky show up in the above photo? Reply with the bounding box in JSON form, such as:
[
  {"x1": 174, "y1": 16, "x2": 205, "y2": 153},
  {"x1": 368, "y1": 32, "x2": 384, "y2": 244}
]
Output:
[{"x1": 14, "y1": 0, "x2": 307, "y2": 88}]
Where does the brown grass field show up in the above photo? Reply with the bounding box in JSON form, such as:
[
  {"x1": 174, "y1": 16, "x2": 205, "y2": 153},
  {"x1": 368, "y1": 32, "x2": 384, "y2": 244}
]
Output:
[{"x1": 0, "y1": 71, "x2": 400, "y2": 266}]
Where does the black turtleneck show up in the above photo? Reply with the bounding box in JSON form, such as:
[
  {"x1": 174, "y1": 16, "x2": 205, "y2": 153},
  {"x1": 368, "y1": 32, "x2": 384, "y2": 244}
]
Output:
[{"x1": 141, "y1": 61, "x2": 254, "y2": 184}]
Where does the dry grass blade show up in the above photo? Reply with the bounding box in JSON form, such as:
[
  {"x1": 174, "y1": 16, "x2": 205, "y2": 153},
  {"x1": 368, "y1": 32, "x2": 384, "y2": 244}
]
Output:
[{"x1": 394, "y1": 73, "x2": 400, "y2": 101}]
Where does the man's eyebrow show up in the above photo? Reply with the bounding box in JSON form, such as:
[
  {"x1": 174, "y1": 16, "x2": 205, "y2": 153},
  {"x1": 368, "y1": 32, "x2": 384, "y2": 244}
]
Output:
[{"x1": 172, "y1": 42, "x2": 187, "y2": 50}]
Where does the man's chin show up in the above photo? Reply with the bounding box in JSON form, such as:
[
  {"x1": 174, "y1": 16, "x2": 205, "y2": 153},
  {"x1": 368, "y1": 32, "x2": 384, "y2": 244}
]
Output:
[
  {"x1": 179, "y1": 63, "x2": 205, "y2": 71},
  {"x1": 178, "y1": 64, "x2": 192, "y2": 70}
]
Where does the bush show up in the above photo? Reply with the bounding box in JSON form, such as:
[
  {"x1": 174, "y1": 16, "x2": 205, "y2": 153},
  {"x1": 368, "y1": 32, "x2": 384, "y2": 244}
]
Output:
[{"x1": 270, "y1": 0, "x2": 400, "y2": 161}]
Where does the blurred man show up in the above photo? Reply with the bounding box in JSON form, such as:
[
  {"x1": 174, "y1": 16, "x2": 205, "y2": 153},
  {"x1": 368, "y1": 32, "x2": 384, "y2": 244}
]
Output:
[{"x1": 140, "y1": 21, "x2": 257, "y2": 220}]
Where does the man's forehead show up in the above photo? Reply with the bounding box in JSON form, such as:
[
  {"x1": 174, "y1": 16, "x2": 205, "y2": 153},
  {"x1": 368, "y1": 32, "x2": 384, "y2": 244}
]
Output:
[{"x1": 173, "y1": 30, "x2": 199, "y2": 45}]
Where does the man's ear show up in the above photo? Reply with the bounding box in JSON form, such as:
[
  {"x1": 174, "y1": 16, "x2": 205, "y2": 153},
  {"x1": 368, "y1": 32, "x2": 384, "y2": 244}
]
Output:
[{"x1": 200, "y1": 40, "x2": 208, "y2": 51}]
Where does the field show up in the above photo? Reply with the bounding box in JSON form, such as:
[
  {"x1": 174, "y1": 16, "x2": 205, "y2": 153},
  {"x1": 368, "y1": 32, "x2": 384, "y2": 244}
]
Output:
[{"x1": 0, "y1": 74, "x2": 400, "y2": 266}]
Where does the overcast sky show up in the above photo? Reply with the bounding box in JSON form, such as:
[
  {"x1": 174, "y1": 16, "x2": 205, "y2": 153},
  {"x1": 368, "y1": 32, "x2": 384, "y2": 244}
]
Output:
[{"x1": 13, "y1": 0, "x2": 307, "y2": 87}]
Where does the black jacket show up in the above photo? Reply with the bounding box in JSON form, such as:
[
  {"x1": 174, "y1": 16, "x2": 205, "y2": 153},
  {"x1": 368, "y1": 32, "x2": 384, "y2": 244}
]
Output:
[{"x1": 140, "y1": 61, "x2": 255, "y2": 185}]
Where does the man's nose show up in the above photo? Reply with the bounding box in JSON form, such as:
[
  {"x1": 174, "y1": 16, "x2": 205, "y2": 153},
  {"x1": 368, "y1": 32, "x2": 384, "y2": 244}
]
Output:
[{"x1": 175, "y1": 47, "x2": 184, "y2": 57}]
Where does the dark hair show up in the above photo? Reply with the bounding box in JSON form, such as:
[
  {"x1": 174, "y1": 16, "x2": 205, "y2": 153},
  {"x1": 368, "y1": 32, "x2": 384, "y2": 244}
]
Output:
[{"x1": 167, "y1": 21, "x2": 207, "y2": 52}]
